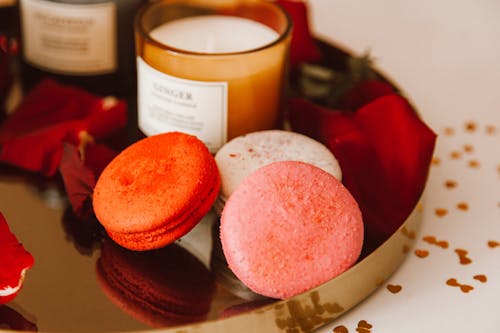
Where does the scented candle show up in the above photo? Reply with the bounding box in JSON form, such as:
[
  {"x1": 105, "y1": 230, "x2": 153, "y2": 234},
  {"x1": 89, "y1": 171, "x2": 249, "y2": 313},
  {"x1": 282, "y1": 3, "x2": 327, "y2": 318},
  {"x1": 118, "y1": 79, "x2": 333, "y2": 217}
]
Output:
[{"x1": 135, "y1": 0, "x2": 291, "y2": 152}]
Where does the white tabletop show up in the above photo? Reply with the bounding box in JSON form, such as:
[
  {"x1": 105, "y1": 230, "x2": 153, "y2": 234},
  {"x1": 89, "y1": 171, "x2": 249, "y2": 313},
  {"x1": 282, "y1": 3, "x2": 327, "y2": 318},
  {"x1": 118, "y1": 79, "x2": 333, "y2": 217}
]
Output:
[{"x1": 309, "y1": 1, "x2": 500, "y2": 332}]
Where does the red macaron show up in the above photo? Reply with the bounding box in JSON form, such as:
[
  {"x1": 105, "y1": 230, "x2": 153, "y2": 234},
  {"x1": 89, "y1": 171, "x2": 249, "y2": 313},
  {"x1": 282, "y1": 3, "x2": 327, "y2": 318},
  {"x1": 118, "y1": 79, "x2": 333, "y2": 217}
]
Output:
[{"x1": 93, "y1": 132, "x2": 220, "y2": 251}]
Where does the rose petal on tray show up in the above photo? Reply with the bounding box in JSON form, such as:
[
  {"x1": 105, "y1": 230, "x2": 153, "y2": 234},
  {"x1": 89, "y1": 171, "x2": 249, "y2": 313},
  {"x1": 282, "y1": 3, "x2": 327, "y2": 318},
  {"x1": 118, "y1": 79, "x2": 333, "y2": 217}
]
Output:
[
  {"x1": 276, "y1": 0, "x2": 322, "y2": 69},
  {"x1": 59, "y1": 142, "x2": 118, "y2": 218},
  {"x1": 0, "y1": 212, "x2": 34, "y2": 305},
  {"x1": 0, "y1": 79, "x2": 127, "y2": 176},
  {"x1": 338, "y1": 80, "x2": 396, "y2": 111},
  {"x1": 289, "y1": 94, "x2": 437, "y2": 251}
]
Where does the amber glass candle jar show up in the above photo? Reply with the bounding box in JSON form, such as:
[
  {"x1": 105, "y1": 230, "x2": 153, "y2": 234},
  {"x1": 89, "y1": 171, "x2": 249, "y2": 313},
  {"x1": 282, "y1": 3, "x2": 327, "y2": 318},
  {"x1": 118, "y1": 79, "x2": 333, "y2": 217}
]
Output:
[{"x1": 135, "y1": 0, "x2": 292, "y2": 152}]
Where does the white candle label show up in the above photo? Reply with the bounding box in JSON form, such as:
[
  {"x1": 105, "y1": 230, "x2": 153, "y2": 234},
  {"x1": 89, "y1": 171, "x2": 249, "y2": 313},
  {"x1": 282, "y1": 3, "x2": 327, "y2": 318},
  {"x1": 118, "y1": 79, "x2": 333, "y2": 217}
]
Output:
[
  {"x1": 20, "y1": 0, "x2": 116, "y2": 75},
  {"x1": 137, "y1": 57, "x2": 228, "y2": 153}
]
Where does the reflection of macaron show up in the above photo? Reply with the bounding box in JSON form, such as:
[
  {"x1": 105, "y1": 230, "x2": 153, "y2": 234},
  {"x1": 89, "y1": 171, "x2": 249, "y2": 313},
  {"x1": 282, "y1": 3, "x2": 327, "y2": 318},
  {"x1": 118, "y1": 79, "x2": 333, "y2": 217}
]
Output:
[
  {"x1": 220, "y1": 161, "x2": 363, "y2": 299},
  {"x1": 93, "y1": 132, "x2": 220, "y2": 251},
  {"x1": 214, "y1": 130, "x2": 341, "y2": 214},
  {"x1": 96, "y1": 239, "x2": 216, "y2": 327}
]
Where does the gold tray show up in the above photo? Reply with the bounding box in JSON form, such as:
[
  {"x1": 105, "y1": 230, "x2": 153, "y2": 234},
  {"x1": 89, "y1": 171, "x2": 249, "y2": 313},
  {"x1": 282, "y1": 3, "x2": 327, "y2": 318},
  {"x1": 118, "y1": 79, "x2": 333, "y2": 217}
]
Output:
[{"x1": 0, "y1": 39, "x2": 424, "y2": 333}]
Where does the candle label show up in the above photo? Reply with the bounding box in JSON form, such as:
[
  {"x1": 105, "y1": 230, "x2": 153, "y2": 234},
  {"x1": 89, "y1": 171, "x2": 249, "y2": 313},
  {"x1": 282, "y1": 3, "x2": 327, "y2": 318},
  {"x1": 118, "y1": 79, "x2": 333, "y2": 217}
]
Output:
[
  {"x1": 20, "y1": 0, "x2": 116, "y2": 75},
  {"x1": 137, "y1": 58, "x2": 228, "y2": 152}
]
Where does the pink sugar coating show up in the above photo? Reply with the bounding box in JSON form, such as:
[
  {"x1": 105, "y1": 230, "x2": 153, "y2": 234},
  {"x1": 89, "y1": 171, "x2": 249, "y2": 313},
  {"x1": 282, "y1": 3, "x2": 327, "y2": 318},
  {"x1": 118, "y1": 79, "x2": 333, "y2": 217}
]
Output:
[{"x1": 220, "y1": 161, "x2": 364, "y2": 299}]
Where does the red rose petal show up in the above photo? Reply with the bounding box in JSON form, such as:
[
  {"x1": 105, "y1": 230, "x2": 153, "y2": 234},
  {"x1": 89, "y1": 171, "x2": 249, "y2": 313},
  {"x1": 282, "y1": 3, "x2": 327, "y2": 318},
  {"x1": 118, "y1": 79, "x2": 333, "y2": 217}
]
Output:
[
  {"x1": 338, "y1": 80, "x2": 395, "y2": 111},
  {"x1": 0, "y1": 213, "x2": 34, "y2": 305},
  {"x1": 59, "y1": 143, "x2": 118, "y2": 218},
  {"x1": 0, "y1": 79, "x2": 127, "y2": 176},
  {"x1": 289, "y1": 94, "x2": 436, "y2": 250},
  {"x1": 276, "y1": 0, "x2": 322, "y2": 68}
]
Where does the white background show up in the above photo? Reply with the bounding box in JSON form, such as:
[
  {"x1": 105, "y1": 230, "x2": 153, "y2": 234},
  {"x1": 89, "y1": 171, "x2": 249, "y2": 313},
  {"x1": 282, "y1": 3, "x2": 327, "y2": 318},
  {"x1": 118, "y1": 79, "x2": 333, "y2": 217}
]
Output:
[{"x1": 309, "y1": 1, "x2": 500, "y2": 332}]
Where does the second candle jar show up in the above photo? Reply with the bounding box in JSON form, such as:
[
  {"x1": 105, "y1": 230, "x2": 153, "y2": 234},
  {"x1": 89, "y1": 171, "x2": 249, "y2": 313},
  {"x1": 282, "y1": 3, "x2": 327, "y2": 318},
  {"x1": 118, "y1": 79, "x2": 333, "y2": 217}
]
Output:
[{"x1": 135, "y1": 0, "x2": 292, "y2": 153}]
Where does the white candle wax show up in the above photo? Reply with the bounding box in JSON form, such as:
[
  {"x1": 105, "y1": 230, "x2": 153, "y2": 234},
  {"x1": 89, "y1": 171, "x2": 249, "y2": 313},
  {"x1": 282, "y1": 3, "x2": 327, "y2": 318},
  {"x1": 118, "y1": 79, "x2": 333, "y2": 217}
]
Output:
[{"x1": 150, "y1": 15, "x2": 279, "y2": 53}]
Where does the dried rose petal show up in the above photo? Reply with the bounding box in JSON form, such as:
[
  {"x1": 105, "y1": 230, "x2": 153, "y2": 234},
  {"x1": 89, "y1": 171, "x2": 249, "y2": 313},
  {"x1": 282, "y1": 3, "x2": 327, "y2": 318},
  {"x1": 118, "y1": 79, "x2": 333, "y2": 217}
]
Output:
[
  {"x1": 0, "y1": 52, "x2": 13, "y2": 122},
  {"x1": 338, "y1": 80, "x2": 395, "y2": 111},
  {"x1": 0, "y1": 79, "x2": 127, "y2": 176},
  {"x1": 0, "y1": 213, "x2": 34, "y2": 305},
  {"x1": 289, "y1": 94, "x2": 436, "y2": 250},
  {"x1": 59, "y1": 142, "x2": 118, "y2": 218},
  {"x1": 276, "y1": 0, "x2": 322, "y2": 69}
]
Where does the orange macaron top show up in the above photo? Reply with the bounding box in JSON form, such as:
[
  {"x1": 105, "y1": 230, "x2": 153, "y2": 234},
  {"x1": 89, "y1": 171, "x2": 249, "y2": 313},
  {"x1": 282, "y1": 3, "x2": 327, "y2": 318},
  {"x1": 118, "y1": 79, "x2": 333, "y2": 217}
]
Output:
[{"x1": 93, "y1": 132, "x2": 220, "y2": 250}]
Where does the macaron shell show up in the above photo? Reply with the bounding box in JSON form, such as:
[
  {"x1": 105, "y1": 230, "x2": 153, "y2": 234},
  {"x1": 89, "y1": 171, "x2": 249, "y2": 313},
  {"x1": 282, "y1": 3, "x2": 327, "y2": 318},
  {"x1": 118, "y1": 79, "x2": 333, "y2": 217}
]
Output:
[
  {"x1": 93, "y1": 132, "x2": 220, "y2": 251},
  {"x1": 215, "y1": 130, "x2": 342, "y2": 203},
  {"x1": 220, "y1": 161, "x2": 363, "y2": 299}
]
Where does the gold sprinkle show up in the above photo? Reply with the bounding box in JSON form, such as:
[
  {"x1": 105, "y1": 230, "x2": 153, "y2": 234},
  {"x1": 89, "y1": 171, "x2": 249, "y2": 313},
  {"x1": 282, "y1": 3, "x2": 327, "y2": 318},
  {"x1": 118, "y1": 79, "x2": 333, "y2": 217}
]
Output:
[
  {"x1": 488, "y1": 240, "x2": 499, "y2": 248},
  {"x1": 468, "y1": 159, "x2": 480, "y2": 168},
  {"x1": 486, "y1": 125, "x2": 497, "y2": 135},
  {"x1": 473, "y1": 274, "x2": 487, "y2": 283},
  {"x1": 445, "y1": 180, "x2": 458, "y2": 189},
  {"x1": 432, "y1": 156, "x2": 441, "y2": 166},
  {"x1": 402, "y1": 244, "x2": 410, "y2": 253},
  {"x1": 423, "y1": 235, "x2": 449, "y2": 249},
  {"x1": 444, "y1": 127, "x2": 455, "y2": 136},
  {"x1": 465, "y1": 121, "x2": 477, "y2": 132},
  {"x1": 387, "y1": 284, "x2": 402, "y2": 294},
  {"x1": 460, "y1": 285, "x2": 474, "y2": 293},
  {"x1": 434, "y1": 208, "x2": 448, "y2": 217},
  {"x1": 415, "y1": 249, "x2": 429, "y2": 258},
  {"x1": 446, "y1": 278, "x2": 474, "y2": 293},
  {"x1": 463, "y1": 144, "x2": 474, "y2": 153},
  {"x1": 450, "y1": 151, "x2": 462, "y2": 159},
  {"x1": 455, "y1": 248, "x2": 472, "y2": 265},
  {"x1": 356, "y1": 320, "x2": 373, "y2": 333},
  {"x1": 333, "y1": 326, "x2": 349, "y2": 333},
  {"x1": 457, "y1": 202, "x2": 469, "y2": 211}
]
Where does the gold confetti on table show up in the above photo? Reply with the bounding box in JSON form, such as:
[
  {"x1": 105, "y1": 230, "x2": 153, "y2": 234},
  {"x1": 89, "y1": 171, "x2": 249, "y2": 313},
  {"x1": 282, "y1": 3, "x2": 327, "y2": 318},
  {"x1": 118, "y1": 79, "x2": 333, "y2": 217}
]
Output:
[
  {"x1": 422, "y1": 235, "x2": 449, "y2": 249},
  {"x1": 473, "y1": 274, "x2": 487, "y2": 283},
  {"x1": 465, "y1": 121, "x2": 477, "y2": 132},
  {"x1": 434, "y1": 208, "x2": 448, "y2": 217},
  {"x1": 446, "y1": 278, "x2": 474, "y2": 293},
  {"x1": 387, "y1": 284, "x2": 402, "y2": 294},
  {"x1": 455, "y1": 248, "x2": 472, "y2": 265},
  {"x1": 414, "y1": 249, "x2": 429, "y2": 258},
  {"x1": 356, "y1": 320, "x2": 373, "y2": 333},
  {"x1": 444, "y1": 180, "x2": 458, "y2": 189},
  {"x1": 468, "y1": 159, "x2": 480, "y2": 168},
  {"x1": 463, "y1": 144, "x2": 474, "y2": 153},
  {"x1": 456, "y1": 202, "x2": 469, "y2": 211}
]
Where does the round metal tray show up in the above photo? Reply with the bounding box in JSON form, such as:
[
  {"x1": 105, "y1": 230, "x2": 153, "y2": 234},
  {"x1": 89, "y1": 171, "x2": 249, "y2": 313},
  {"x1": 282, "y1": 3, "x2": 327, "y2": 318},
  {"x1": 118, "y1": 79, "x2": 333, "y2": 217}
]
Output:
[{"x1": 0, "y1": 39, "x2": 424, "y2": 333}]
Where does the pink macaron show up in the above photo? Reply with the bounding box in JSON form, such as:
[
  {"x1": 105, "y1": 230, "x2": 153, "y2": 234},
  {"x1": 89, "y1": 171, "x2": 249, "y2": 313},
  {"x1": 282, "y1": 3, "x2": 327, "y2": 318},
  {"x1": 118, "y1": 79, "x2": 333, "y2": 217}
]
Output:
[
  {"x1": 214, "y1": 130, "x2": 342, "y2": 214},
  {"x1": 220, "y1": 161, "x2": 363, "y2": 299}
]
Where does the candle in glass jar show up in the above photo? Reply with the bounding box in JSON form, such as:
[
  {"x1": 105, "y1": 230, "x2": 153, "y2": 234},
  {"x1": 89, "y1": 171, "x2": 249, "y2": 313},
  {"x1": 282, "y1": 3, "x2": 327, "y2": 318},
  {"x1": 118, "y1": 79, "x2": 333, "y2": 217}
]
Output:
[{"x1": 136, "y1": 1, "x2": 291, "y2": 153}]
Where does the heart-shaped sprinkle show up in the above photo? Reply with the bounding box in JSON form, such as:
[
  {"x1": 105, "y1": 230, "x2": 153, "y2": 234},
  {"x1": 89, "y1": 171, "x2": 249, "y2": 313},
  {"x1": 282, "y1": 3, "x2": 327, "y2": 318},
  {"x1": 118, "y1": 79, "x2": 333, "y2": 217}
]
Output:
[
  {"x1": 434, "y1": 208, "x2": 448, "y2": 217},
  {"x1": 333, "y1": 326, "x2": 349, "y2": 333},
  {"x1": 488, "y1": 240, "x2": 499, "y2": 248},
  {"x1": 387, "y1": 284, "x2": 402, "y2": 294},
  {"x1": 473, "y1": 274, "x2": 487, "y2": 283},
  {"x1": 414, "y1": 249, "x2": 429, "y2": 258}
]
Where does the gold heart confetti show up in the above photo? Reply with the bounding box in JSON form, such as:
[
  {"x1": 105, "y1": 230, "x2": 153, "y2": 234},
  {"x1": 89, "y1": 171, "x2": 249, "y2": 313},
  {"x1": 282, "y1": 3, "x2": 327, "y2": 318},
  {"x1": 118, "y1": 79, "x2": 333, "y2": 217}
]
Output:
[
  {"x1": 333, "y1": 326, "x2": 349, "y2": 333},
  {"x1": 455, "y1": 248, "x2": 472, "y2": 265},
  {"x1": 414, "y1": 249, "x2": 429, "y2": 258},
  {"x1": 387, "y1": 284, "x2": 402, "y2": 294},
  {"x1": 473, "y1": 274, "x2": 487, "y2": 283},
  {"x1": 434, "y1": 208, "x2": 448, "y2": 217}
]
